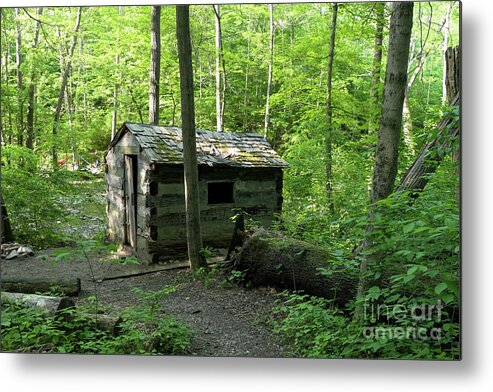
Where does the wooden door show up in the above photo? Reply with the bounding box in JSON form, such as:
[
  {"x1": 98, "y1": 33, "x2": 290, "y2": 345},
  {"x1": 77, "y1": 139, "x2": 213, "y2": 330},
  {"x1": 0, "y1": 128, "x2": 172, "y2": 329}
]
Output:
[{"x1": 124, "y1": 155, "x2": 137, "y2": 248}]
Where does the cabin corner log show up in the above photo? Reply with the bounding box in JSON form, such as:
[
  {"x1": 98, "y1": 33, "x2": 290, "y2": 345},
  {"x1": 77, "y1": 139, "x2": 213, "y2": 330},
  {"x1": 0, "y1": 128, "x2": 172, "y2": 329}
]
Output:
[
  {"x1": 1, "y1": 292, "x2": 75, "y2": 318},
  {"x1": 1, "y1": 277, "x2": 81, "y2": 297},
  {"x1": 227, "y1": 230, "x2": 358, "y2": 307}
]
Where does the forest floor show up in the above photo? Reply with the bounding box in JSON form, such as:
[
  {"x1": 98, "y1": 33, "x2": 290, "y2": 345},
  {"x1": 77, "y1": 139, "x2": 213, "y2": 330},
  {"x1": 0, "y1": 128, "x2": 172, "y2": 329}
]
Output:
[{"x1": 1, "y1": 173, "x2": 287, "y2": 358}]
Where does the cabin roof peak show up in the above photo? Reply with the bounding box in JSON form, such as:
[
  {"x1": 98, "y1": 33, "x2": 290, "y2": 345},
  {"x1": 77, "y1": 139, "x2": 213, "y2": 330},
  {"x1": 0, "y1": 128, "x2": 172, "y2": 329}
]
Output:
[{"x1": 111, "y1": 122, "x2": 288, "y2": 168}]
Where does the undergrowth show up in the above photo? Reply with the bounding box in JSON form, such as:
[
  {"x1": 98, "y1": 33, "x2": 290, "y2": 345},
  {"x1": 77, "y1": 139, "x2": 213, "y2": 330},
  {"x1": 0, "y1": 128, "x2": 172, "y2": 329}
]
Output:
[{"x1": 0, "y1": 286, "x2": 191, "y2": 355}]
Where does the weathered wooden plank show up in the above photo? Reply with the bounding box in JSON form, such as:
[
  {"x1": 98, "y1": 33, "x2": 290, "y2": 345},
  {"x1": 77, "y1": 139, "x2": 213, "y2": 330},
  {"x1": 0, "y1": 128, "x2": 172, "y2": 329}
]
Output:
[
  {"x1": 116, "y1": 146, "x2": 140, "y2": 155},
  {"x1": 150, "y1": 165, "x2": 184, "y2": 181},
  {"x1": 119, "y1": 131, "x2": 140, "y2": 147},
  {"x1": 150, "y1": 205, "x2": 237, "y2": 226},
  {"x1": 155, "y1": 183, "x2": 185, "y2": 195},
  {"x1": 199, "y1": 167, "x2": 282, "y2": 182},
  {"x1": 235, "y1": 180, "x2": 277, "y2": 192},
  {"x1": 106, "y1": 173, "x2": 124, "y2": 189},
  {"x1": 107, "y1": 188, "x2": 125, "y2": 206},
  {"x1": 107, "y1": 203, "x2": 125, "y2": 242}
]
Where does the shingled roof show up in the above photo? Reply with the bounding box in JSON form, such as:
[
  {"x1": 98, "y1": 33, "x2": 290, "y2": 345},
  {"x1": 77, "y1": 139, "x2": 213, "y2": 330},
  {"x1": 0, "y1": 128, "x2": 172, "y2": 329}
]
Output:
[{"x1": 111, "y1": 122, "x2": 288, "y2": 168}]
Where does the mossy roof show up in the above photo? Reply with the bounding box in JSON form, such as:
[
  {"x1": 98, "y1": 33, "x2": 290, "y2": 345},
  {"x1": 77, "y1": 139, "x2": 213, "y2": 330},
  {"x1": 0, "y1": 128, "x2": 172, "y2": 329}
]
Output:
[{"x1": 111, "y1": 122, "x2": 288, "y2": 168}]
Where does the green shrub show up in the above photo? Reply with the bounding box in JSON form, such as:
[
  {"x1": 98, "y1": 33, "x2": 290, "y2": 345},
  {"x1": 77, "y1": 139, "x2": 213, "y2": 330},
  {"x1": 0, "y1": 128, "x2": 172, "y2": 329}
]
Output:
[{"x1": 0, "y1": 287, "x2": 191, "y2": 355}]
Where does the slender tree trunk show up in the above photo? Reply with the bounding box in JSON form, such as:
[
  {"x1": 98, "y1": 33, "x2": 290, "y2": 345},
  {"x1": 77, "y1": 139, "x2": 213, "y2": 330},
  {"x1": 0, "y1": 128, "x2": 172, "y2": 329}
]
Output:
[
  {"x1": 111, "y1": 6, "x2": 122, "y2": 140},
  {"x1": 214, "y1": 4, "x2": 221, "y2": 132},
  {"x1": 176, "y1": 5, "x2": 207, "y2": 272},
  {"x1": 370, "y1": 2, "x2": 384, "y2": 105},
  {"x1": 243, "y1": 13, "x2": 251, "y2": 132},
  {"x1": 355, "y1": 2, "x2": 414, "y2": 321},
  {"x1": 3, "y1": 26, "x2": 13, "y2": 154},
  {"x1": 325, "y1": 3, "x2": 338, "y2": 214},
  {"x1": 14, "y1": 8, "x2": 24, "y2": 147},
  {"x1": 111, "y1": 52, "x2": 119, "y2": 140},
  {"x1": 214, "y1": 5, "x2": 225, "y2": 132},
  {"x1": 263, "y1": 4, "x2": 274, "y2": 139},
  {"x1": 52, "y1": 7, "x2": 82, "y2": 168},
  {"x1": 169, "y1": 78, "x2": 177, "y2": 126},
  {"x1": 442, "y1": 2, "x2": 452, "y2": 105},
  {"x1": 65, "y1": 78, "x2": 77, "y2": 169},
  {"x1": 402, "y1": 47, "x2": 431, "y2": 157},
  {"x1": 26, "y1": 7, "x2": 43, "y2": 150},
  {"x1": 149, "y1": 5, "x2": 161, "y2": 125},
  {"x1": 369, "y1": 2, "x2": 385, "y2": 134}
]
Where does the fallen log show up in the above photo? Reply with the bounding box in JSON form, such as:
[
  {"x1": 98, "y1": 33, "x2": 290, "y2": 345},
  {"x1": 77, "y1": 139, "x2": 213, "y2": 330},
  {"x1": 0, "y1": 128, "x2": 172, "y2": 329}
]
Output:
[
  {"x1": 225, "y1": 230, "x2": 358, "y2": 307},
  {"x1": 1, "y1": 277, "x2": 81, "y2": 297},
  {"x1": 1, "y1": 292, "x2": 75, "y2": 318}
]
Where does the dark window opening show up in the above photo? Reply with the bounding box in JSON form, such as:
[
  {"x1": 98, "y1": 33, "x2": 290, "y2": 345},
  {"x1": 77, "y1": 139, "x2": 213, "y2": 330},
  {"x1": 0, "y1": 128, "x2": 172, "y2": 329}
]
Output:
[{"x1": 208, "y1": 182, "x2": 234, "y2": 204}]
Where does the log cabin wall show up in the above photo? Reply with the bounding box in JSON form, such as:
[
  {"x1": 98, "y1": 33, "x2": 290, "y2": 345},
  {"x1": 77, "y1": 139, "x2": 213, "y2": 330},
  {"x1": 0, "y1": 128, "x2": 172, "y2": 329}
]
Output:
[{"x1": 146, "y1": 164, "x2": 283, "y2": 261}]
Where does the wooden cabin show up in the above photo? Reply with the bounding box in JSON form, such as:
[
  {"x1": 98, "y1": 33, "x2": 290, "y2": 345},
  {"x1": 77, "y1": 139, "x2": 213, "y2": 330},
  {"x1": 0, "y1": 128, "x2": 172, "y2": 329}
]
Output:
[{"x1": 105, "y1": 122, "x2": 288, "y2": 264}]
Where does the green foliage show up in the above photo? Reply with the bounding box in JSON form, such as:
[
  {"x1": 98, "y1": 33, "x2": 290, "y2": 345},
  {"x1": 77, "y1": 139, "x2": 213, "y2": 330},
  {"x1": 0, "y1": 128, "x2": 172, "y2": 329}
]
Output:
[
  {"x1": 273, "y1": 289, "x2": 459, "y2": 360},
  {"x1": 1, "y1": 287, "x2": 191, "y2": 355},
  {"x1": 274, "y1": 157, "x2": 460, "y2": 360},
  {"x1": 1, "y1": 147, "x2": 75, "y2": 247}
]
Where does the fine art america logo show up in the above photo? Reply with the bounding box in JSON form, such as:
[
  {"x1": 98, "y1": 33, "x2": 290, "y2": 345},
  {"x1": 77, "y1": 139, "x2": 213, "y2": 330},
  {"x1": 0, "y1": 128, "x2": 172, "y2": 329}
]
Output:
[{"x1": 362, "y1": 300, "x2": 444, "y2": 341}]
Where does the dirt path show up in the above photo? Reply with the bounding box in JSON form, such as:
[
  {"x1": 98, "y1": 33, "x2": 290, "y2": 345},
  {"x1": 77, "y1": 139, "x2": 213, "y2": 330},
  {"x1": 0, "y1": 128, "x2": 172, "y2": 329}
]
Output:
[
  {"x1": 2, "y1": 252, "x2": 286, "y2": 358},
  {"x1": 2, "y1": 175, "x2": 286, "y2": 357}
]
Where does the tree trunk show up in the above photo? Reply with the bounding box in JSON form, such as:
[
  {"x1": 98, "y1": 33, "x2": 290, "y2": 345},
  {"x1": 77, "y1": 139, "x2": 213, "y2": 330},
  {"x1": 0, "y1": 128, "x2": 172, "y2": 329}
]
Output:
[
  {"x1": 214, "y1": 5, "x2": 225, "y2": 132},
  {"x1": 149, "y1": 5, "x2": 161, "y2": 125},
  {"x1": 26, "y1": 7, "x2": 43, "y2": 151},
  {"x1": 1, "y1": 277, "x2": 81, "y2": 297},
  {"x1": 370, "y1": 2, "x2": 414, "y2": 204},
  {"x1": 370, "y1": 2, "x2": 385, "y2": 108},
  {"x1": 325, "y1": 3, "x2": 338, "y2": 214},
  {"x1": 243, "y1": 13, "x2": 251, "y2": 132},
  {"x1": 227, "y1": 230, "x2": 357, "y2": 307},
  {"x1": 442, "y1": 2, "x2": 452, "y2": 105},
  {"x1": 111, "y1": 51, "x2": 119, "y2": 140},
  {"x1": 52, "y1": 7, "x2": 82, "y2": 168},
  {"x1": 111, "y1": 6, "x2": 122, "y2": 140},
  {"x1": 176, "y1": 5, "x2": 208, "y2": 272},
  {"x1": 445, "y1": 46, "x2": 460, "y2": 104},
  {"x1": 14, "y1": 8, "x2": 24, "y2": 147},
  {"x1": 263, "y1": 4, "x2": 274, "y2": 139},
  {"x1": 355, "y1": 2, "x2": 414, "y2": 320},
  {"x1": 1, "y1": 292, "x2": 75, "y2": 318}
]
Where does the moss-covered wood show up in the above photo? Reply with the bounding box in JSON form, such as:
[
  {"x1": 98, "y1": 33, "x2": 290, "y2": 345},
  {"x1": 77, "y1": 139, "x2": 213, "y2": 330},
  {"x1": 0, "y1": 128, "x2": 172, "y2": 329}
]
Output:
[{"x1": 229, "y1": 230, "x2": 358, "y2": 307}]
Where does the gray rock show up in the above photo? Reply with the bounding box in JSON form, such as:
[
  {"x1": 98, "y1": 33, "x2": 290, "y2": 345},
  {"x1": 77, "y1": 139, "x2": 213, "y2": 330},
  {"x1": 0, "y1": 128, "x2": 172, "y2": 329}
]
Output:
[
  {"x1": 6, "y1": 250, "x2": 19, "y2": 260},
  {"x1": 18, "y1": 246, "x2": 34, "y2": 256}
]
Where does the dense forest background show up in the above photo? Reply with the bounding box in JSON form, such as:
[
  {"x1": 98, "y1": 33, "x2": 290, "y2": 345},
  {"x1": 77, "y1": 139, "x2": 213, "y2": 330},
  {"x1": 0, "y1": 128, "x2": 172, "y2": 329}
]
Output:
[
  {"x1": 1, "y1": 2, "x2": 459, "y2": 237},
  {"x1": 1, "y1": 2, "x2": 460, "y2": 359}
]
